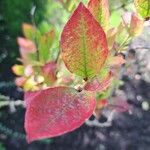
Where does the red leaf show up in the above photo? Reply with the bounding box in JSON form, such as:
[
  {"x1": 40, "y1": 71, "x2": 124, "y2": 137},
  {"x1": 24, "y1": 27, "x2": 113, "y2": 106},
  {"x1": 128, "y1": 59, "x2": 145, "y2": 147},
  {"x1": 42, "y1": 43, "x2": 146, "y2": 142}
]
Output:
[
  {"x1": 84, "y1": 71, "x2": 113, "y2": 92},
  {"x1": 61, "y1": 2, "x2": 108, "y2": 79},
  {"x1": 25, "y1": 87, "x2": 96, "y2": 142}
]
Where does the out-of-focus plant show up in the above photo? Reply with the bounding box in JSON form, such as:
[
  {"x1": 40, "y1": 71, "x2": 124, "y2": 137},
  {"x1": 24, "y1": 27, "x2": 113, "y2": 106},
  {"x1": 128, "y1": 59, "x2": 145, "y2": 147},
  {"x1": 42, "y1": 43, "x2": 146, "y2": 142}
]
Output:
[{"x1": 12, "y1": 0, "x2": 149, "y2": 143}]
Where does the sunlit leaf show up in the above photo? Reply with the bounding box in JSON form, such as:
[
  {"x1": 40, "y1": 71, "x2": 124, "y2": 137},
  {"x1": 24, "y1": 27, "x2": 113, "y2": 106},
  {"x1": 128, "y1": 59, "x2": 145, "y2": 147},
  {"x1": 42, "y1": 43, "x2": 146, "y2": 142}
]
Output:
[
  {"x1": 134, "y1": 0, "x2": 150, "y2": 19},
  {"x1": 12, "y1": 65, "x2": 24, "y2": 76},
  {"x1": 25, "y1": 87, "x2": 96, "y2": 142},
  {"x1": 61, "y1": 2, "x2": 108, "y2": 79},
  {"x1": 88, "y1": 0, "x2": 110, "y2": 31}
]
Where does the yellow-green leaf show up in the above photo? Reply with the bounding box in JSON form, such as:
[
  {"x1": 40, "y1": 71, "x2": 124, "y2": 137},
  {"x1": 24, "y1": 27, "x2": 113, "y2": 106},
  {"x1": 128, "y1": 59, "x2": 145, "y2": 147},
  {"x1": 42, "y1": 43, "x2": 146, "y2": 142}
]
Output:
[
  {"x1": 38, "y1": 30, "x2": 55, "y2": 63},
  {"x1": 134, "y1": 0, "x2": 150, "y2": 19}
]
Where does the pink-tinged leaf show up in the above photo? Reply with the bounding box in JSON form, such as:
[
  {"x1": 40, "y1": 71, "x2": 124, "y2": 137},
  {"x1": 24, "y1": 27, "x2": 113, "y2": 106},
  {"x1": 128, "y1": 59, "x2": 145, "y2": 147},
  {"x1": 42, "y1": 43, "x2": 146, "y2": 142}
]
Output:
[
  {"x1": 61, "y1": 2, "x2": 108, "y2": 79},
  {"x1": 111, "y1": 55, "x2": 126, "y2": 67},
  {"x1": 24, "y1": 65, "x2": 34, "y2": 76},
  {"x1": 41, "y1": 61, "x2": 57, "y2": 84},
  {"x1": 108, "y1": 96, "x2": 130, "y2": 112},
  {"x1": 88, "y1": 0, "x2": 110, "y2": 31},
  {"x1": 15, "y1": 77, "x2": 26, "y2": 87},
  {"x1": 38, "y1": 30, "x2": 55, "y2": 63},
  {"x1": 84, "y1": 71, "x2": 113, "y2": 92},
  {"x1": 25, "y1": 87, "x2": 96, "y2": 142},
  {"x1": 107, "y1": 28, "x2": 117, "y2": 49},
  {"x1": 129, "y1": 13, "x2": 144, "y2": 36},
  {"x1": 122, "y1": 12, "x2": 132, "y2": 25},
  {"x1": 17, "y1": 37, "x2": 36, "y2": 59}
]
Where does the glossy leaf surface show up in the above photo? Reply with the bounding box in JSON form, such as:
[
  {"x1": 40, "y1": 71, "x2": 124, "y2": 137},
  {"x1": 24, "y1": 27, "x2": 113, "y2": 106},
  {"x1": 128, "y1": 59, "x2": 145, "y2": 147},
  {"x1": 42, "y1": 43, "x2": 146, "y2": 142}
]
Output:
[{"x1": 61, "y1": 2, "x2": 108, "y2": 79}]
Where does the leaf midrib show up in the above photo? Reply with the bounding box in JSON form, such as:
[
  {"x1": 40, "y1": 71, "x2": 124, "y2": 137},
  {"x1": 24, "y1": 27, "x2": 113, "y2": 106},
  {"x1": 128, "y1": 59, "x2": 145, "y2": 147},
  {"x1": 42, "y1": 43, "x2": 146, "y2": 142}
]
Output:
[{"x1": 80, "y1": 14, "x2": 88, "y2": 78}]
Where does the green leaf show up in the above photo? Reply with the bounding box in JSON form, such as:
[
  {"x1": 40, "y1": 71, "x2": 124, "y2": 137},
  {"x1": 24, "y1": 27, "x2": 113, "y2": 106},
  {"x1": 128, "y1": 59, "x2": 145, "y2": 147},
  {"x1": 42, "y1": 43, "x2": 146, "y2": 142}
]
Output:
[
  {"x1": 38, "y1": 30, "x2": 55, "y2": 63},
  {"x1": 22, "y1": 23, "x2": 41, "y2": 42}
]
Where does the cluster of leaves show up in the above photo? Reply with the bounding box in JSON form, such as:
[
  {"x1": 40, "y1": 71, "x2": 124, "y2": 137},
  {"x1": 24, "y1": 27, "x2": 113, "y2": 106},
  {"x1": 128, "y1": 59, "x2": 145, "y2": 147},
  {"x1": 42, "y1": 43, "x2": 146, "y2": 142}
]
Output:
[{"x1": 12, "y1": 0, "x2": 149, "y2": 143}]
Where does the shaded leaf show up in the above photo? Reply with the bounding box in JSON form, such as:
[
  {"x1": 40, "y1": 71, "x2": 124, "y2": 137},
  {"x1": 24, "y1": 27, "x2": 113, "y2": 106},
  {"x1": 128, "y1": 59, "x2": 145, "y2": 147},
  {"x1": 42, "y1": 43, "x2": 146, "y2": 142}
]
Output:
[
  {"x1": 25, "y1": 87, "x2": 96, "y2": 142},
  {"x1": 61, "y1": 2, "x2": 108, "y2": 79},
  {"x1": 88, "y1": 0, "x2": 110, "y2": 31}
]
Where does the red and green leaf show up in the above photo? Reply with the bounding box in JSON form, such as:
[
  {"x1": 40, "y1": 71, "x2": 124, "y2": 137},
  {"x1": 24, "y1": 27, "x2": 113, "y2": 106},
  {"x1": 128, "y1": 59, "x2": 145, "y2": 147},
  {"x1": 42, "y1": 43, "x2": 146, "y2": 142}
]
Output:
[
  {"x1": 25, "y1": 87, "x2": 96, "y2": 142},
  {"x1": 134, "y1": 0, "x2": 150, "y2": 19},
  {"x1": 84, "y1": 71, "x2": 113, "y2": 92},
  {"x1": 61, "y1": 2, "x2": 108, "y2": 79},
  {"x1": 41, "y1": 61, "x2": 57, "y2": 84},
  {"x1": 88, "y1": 0, "x2": 110, "y2": 31}
]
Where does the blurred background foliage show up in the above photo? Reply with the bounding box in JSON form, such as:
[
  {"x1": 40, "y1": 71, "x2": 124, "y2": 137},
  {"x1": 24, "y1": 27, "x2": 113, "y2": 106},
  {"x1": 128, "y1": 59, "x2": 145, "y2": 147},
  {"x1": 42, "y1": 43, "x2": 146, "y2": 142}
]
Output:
[{"x1": 0, "y1": 0, "x2": 132, "y2": 81}]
